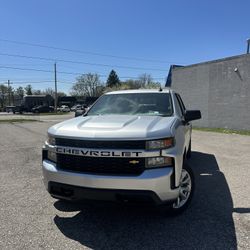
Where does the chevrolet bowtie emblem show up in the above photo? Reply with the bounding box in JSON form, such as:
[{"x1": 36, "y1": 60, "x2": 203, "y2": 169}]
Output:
[{"x1": 129, "y1": 160, "x2": 139, "y2": 164}]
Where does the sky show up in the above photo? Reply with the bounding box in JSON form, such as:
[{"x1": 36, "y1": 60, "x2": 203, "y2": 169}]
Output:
[{"x1": 0, "y1": 0, "x2": 250, "y2": 94}]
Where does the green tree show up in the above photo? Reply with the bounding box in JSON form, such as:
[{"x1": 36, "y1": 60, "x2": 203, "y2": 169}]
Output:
[
  {"x1": 25, "y1": 85, "x2": 33, "y2": 95},
  {"x1": 0, "y1": 84, "x2": 8, "y2": 108},
  {"x1": 121, "y1": 74, "x2": 161, "y2": 90},
  {"x1": 106, "y1": 70, "x2": 120, "y2": 88},
  {"x1": 145, "y1": 81, "x2": 161, "y2": 89}
]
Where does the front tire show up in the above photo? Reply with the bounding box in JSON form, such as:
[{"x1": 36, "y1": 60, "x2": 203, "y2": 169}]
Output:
[{"x1": 168, "y1": 164, "x2": 194, "y2": 215}]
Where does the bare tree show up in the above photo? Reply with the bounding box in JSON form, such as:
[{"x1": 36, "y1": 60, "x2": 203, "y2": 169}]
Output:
[
  {"x1": 15, "y1": 86, "x2": 24, "y2": 99},
  {"x1": 41, "y1": 88, "x2": 66, "y2": 97},
  {"x1": 43, "y1": 88, "x2": 54, "y2": 96},
  {"x1": 32, "y1": 89, "x2": 42, "y2": 95},
  {"x1": 71, "y1": 73, "x2": 102, "y2": 97},
  {"x1": 57, "y1": 91, "x2": 67, "y2": 98},
  {"x1": 138, "y1": 73, "x2": 153, "y2": 87}
]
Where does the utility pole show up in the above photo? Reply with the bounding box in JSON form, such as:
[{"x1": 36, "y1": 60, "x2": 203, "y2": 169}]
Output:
[{"x1": 54, "y1": 63, "x2": 58, "y2": 112}]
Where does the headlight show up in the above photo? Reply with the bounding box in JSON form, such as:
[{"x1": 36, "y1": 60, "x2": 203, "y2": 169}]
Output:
[
  {"x1": 146, "y1": 156, "x2": 172, "y2": 168},
  {"x1": 47, "y1": 134, "x2": 56, "y2": 146},
  {"x1": 146, "y1": 138, "x2": 174, "y2": 150},
  {"x1": 47, "y1": 151, "x2": 57, "y2": 162}
]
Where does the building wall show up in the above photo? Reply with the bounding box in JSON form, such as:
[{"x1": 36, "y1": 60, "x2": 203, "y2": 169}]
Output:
[
  {"x1": 171, "y1": 54, "x2": 250, "y2": 130},
  {"x1": 23, "y1": 95, "x2": 54, "y2": 110}
]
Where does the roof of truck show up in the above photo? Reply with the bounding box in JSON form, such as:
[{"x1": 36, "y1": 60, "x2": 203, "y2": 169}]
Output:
[{"x1": 105, "y1": 88, "x2": 172, "y2": 95}]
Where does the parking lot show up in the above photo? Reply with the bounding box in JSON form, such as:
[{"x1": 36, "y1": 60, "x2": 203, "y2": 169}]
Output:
[{"x1": 0, "y1": 118, "x2": 249, "y2": 250}]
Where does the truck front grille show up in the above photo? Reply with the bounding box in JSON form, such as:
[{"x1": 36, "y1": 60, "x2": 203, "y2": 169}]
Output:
[
  {"x1": 55, "y1": 138, "x2": 146, "y2": 150},
  {"x1": 57, "y1": 154, "x2": 145, "y2": 175}
]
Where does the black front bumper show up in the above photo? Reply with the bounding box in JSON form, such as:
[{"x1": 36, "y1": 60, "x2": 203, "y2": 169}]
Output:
[{"x1": 48, "y1": 182, "x2": 175, "y2": 206}]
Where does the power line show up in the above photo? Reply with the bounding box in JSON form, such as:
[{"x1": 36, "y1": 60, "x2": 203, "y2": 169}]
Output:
[
  {"x1": 0, "y1": 77, "x2": 68, "y2": 81},
  {"x1": 0, "y1": 65, "x2": 166, "y2": 80},
  {"x1": 0, "y1": 65, "x2": 93, "y2": 76},
  {"x1": 2, "y1": 78, "x2": 54, "y2": 83},
  {"x1": 2, "y1": 63, "x2": 54, "y2": 67},
  {"x1": 0, "y1": 38, "x2": 181, "y2": 64},
  {"x1": 0, "y1": 52, "x2": 167, "y2": 72},
  {"x1": 1, "y1": 80, "x2": 80, "y2": 86},
  {"x1": 9, "y1": 80, "x2": 54, "y2": 84}
]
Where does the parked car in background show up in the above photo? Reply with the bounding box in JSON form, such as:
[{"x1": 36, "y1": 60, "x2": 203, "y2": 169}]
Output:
[
  {"x1": 5, "y1": 106, "x2": 16, "y2": 113},
  {"x1": 5, "y1": 105, "x2": 27, "y2": 114},
  {"x1": 59, "y1": 105, "x2": 70, "y2": 112},
  {"x1": 70, "y1": 104, "x2": 82, "y2": 112},
  {"x1": 49, "y1": 106, "x2": 55, "y2": 111},
  {"x1": 74, "y1": 105, "x2": 88, "y2": 117},
  {"x1": 32, "y1": 105, "x2": 54, "y2": 113}
]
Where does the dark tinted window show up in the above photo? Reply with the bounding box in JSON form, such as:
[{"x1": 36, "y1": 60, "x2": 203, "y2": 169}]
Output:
[{"x1": 175, "y1": 94, "x2": 186, "y2": 116}]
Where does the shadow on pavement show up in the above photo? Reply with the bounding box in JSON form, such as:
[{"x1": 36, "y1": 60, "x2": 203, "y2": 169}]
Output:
[
  {"x1": 232, "y1": 208, "x2": 250, "y2": 214},
  {"x1": 53, "y1": 151, "x2": 237, "y2": 249}
]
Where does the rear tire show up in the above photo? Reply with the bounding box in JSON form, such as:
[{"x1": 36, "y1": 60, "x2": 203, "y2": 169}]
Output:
[{"x1": 167, "y1": 164, "x2": 194, "y2": 215}]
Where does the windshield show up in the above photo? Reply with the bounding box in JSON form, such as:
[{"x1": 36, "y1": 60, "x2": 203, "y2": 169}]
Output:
[{"x1": 87, "y1": 93, "x2": 173, "y2": 116}]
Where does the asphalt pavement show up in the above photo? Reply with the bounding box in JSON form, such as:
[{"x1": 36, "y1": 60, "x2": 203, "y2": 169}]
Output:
[
  {"x1": 0, "y1": 112, "x2": 74, "y2": 122},
  {"x1": 0, "y1": 118, "x2": 249, "y2": 249}
]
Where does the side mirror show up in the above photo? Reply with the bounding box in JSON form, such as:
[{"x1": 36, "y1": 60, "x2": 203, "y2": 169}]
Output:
[
  {"x1": 184, "y1": 110, "x2": 201, "y2": 122},
  {"x1": 75, "y1": 110, "x2": 84, "y2": 117}
]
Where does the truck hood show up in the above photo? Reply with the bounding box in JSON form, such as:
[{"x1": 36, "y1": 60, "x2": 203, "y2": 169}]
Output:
[{"x1": 48, "y1": 115, "x2": 176, "y2": 140}]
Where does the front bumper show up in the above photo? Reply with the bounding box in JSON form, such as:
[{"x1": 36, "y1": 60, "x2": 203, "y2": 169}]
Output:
[{"x1": 42, "y1": 159, "x2": 179, "y2": 204}]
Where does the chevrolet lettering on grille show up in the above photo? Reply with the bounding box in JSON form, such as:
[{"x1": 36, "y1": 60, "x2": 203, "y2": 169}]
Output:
[{"x1": 55, "y1": 146, "x2": 143, "y2": 158}]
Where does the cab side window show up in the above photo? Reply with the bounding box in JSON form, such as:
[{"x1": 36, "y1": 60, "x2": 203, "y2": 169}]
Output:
[
  {"x1": 175, "y1": 94, "x2": 186, "y2": 116},
  {"x1": 173, "y1": 94, "x2": 183, "y2": 117}
]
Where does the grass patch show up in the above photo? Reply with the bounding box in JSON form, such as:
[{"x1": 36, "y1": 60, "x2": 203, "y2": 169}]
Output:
[
  {"x1": 36, "y1": 112, "x2": 71, "y2": 116},
  {"x1": 193, "y1": 127, "x2": 250, "y2": 136},
  {"x1": 0, "y1": 119, "x2": 39, "y2": 123}
]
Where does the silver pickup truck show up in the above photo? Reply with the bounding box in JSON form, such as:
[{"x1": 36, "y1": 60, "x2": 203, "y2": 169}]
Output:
[{"x1": 42, "y1": 89, "x2": 201, "y2": 214}]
